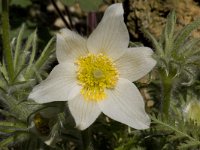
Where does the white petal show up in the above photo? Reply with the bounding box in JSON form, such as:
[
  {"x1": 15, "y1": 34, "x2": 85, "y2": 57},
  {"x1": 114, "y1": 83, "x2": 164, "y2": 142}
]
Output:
[
  {"x1": 115, "y1": 47, "x2": 156, "y2": 82},
  {"x1": 29, "y1": 63, "x2": 77, "y2": 103},
  {"x1": 68, "y1": 95, "x2": 101, "y2": 130},
  {"x1": 98, "y1": 78, "x2": 150, "y2": 129},
  {"x1": 56, "y1": 28, "x2": 88, "y2": 63},
  {"x1": 68, "y1": 84, "x2": 82, "y2": 101},
  {"x1": 87, "y1": 3, "x2": 129, "y2": 60}
]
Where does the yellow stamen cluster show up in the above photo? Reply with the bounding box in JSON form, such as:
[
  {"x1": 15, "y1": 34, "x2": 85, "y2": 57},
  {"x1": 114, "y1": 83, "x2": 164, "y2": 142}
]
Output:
[{"x1": 76, "y1": 53, "x2": 119, "y2": 101}]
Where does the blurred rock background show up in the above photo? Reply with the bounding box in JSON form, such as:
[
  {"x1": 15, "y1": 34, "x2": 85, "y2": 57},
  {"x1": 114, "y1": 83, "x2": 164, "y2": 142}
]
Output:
[
  {"x1": 123, "y1": 0, "x2": 200, "y2": 41},
  {"x1": 1, "y1": 0, "x2": 200, "y2": 43}
]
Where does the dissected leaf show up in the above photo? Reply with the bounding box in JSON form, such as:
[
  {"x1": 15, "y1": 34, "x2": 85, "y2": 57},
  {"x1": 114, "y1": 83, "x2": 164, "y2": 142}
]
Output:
[
  {"x1": 178, "y1": 140, "x2": 200, "y2": 150},
  {"x1": 61, "y1": 0, "x2": 75, "y2": 6},
  {"x1": 0, "y1": 0, "x2": 2, "y2": 14},
  {"x1": 61, "y1": 0, "x2": 102, "y2": 11},
  {"x1": 10, "y1": 0, "x2": 32, "y2": 7},
  {"x1": 79, "y1": 0, "x2": 102, "y2": 11}
]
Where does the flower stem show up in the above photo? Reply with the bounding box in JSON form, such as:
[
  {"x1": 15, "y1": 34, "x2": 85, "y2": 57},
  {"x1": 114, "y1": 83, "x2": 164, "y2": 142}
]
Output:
[
  {"x1": 1, "y1": 0, "x2": 14, "y2": 82},
  {"x1": 161, "y1": 71, "x2": 173, "y2": 119},
  {"x1": 87, "y1": 12, "x2": 97, "y2": 35}
]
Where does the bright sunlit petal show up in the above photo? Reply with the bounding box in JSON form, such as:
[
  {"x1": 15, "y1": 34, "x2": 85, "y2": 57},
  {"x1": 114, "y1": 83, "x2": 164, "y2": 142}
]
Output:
[
  {"x1": 56, "y1": 28, "x2": 88, "y2": 63},
  {"x1": 98, "y1": 78, "x2": 150, "y2": 129},
  {"x1": 68, "y1": 94, "x2": 101, "y2": 130},
  {"x1": 29, "y1": 63, "x2": 76, "y2": 103},
  {"x1": 87, "y1": 3, "x2": 129, "y2": 60},
  {"x1": 115, "y1": 47, "x2": 156, "y2": 82}
]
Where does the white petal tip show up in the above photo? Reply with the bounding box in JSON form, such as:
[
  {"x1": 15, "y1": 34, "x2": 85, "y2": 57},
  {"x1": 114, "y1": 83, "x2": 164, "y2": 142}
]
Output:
[
  {"x1": 76, "y1": 123, "x2": 88, "y2": 130},
  {"x1": 138, "y1": 123, "x2": 150, "y2": 130},
  {"x1": 107, "y1": 3, "x2": 123, "y2": 15},
  {"x1": 133, "y1": 115, "x2": 151, "y2": 130},
  {"x1": 28, "y1": 93, "x2": 44, "y2": 104}
]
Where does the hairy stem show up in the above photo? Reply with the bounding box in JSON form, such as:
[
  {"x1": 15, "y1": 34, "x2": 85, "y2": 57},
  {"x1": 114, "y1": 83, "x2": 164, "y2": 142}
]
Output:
[
  {"x1": 160, "y1": 71, "x2": 173, "y2": 119},
  {"x1": 1, "y1": 0, "x2": 14, "y2": 82}
]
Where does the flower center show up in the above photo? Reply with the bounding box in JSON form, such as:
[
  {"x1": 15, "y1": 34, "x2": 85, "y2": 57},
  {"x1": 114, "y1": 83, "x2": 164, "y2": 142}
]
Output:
[{"x1": 76, "y1": 53, "x2": 119, "y2": 101}]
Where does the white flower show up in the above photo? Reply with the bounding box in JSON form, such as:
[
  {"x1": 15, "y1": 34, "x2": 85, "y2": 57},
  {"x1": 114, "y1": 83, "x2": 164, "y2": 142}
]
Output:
[
  {"x1": 29, "y1": 3, "x2": 156, "y2": 130},
  {"x1": 184, "y1": 100, "x2": 200, "y2": 125}
]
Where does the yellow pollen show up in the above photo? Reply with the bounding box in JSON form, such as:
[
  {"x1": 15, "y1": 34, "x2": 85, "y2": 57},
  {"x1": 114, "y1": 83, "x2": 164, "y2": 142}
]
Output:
[{"x1": 76, "y1": 53, "x2": 119, "y2": 101}]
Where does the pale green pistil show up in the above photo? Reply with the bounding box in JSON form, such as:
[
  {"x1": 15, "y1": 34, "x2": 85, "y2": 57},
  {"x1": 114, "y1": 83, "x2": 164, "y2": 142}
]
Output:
[{"x1": 93, "y1": 69, "x2": 104, "y2": 79}]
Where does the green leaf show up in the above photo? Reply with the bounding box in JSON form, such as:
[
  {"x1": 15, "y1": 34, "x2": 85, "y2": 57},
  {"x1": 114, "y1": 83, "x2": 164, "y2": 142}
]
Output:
[
  {"x1": 14, "y1": 24, "x2": 25, "y2": 71},
  {"x1": 129, "y1": 42, "x2": 143, "y2": 47},
  {"x1": 174, "y1": 18, "x2": 200, "y2": 50},
  {"x1": 165, "y1": 10, "x2": 176, "y2": 39},
  {"x1": 25, "y1": 37, "x2": 55, "y2": 79},
  {"x1": 151, "y1": 115, "x2": 195, "y2": 141},
  {"x1": 61, "y1": 0, "x2": 102, "y2": 11},
  {"x1": 0, "y1": 65, "x2": 8, "y2": 88},
  {"x1": 34, "y1": 37, "x2": 55, "y2": 71},
  {"x1": 0, "y1": 133, "x2": 29, "y2": 147},
  {"x1": 0, "y1": 109, "x2": 18, "y2": 118},
  {"x1": 24, "y1": 29, "x2": 37, "y2": 79},
  {"x1": 61, "y1": 0, "x2": 75, "y2": 6},
  {"x1": 178, "y1": 140, "x2": 200, "y2": 150},
  {"x1": 0, "y1": 0, "x2": 2, "y2": 14},
  {"x1": 79, "y1": 0, "x2": 102, "y2": 11},
  {"x1": 0, "y1": 121, "x2": 27, "y2": 134},
  {"x1": 10, "y1": 0, "x2": 32, "y2": 7},
  {"x1": 16, "y1": 30, "x2": 35, "y2": 74},
  {"x1": 0, "y1": 62, "x2": 9, "y2": 82},
  {"x1": 0, "y1": 92, "x2": 36, "y2": 121},
  {"x1": 164, "y1": 10, "x2": 176, "y2": 55},
  {"x1": 141, "y1": 27, "x2": 163, "y2": 56},
  {"x1": 0, "y1": 136, "x2": 14, "y2": 147}
]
